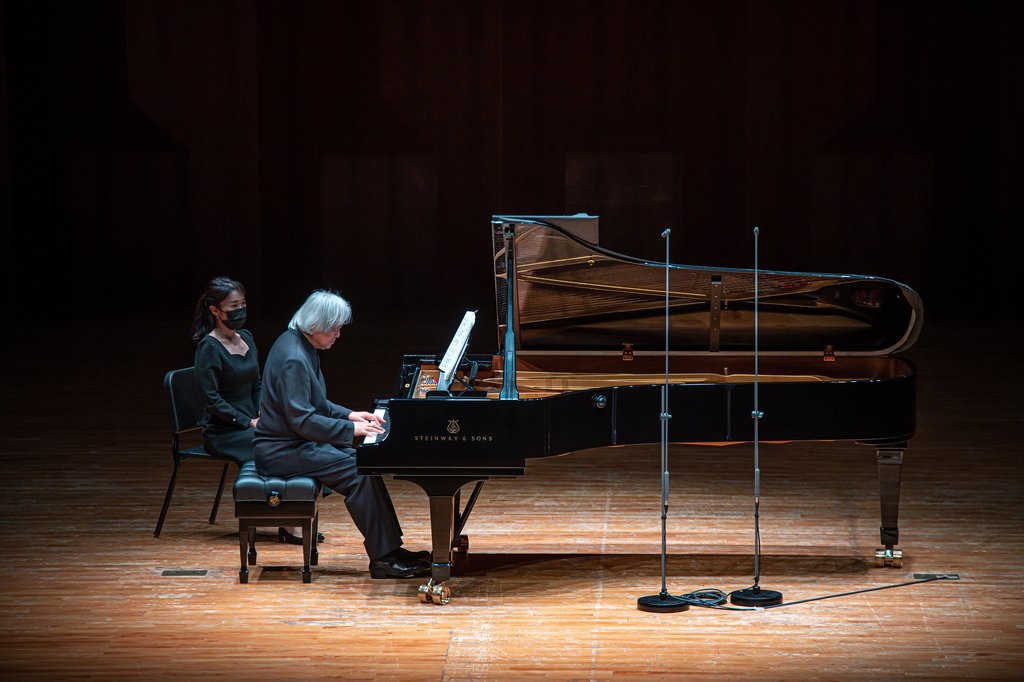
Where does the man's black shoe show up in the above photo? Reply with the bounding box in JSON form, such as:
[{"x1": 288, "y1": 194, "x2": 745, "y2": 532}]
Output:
[
  {"x1": 368, "y1": 555, "x2": 431, "y2": 579},
  {"x1": 393, "y1": 546, "x2": 431, "y2": 562}
]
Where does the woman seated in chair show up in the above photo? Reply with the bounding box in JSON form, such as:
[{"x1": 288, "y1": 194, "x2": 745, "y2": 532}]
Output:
[{"x1": 191, "y1": 276, "x2": 316, "y2": 546}]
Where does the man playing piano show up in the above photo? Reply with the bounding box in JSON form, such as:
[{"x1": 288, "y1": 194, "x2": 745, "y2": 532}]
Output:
[{"x1": 254, "y1": 289, "x2": 430, "y2": 579}]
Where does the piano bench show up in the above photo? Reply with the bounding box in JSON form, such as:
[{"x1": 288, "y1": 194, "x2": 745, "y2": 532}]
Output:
[{"x1": 232, "y1": 461, "x2": 321, "y2": 584}]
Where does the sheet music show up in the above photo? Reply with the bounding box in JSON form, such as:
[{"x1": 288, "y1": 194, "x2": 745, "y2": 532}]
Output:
[{"x1": 437, "y1": 311, "x2": 476, "y2": 392}]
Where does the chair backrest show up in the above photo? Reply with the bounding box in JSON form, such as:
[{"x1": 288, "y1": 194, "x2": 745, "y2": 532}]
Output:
[{"x1": 164, "y1": 367, "x2": 206, "y2": 434}]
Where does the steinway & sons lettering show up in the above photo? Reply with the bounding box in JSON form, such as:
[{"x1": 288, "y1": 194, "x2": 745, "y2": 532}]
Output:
[{"x1": 411, "y1": 418, "x2": 493, "y2": 442}]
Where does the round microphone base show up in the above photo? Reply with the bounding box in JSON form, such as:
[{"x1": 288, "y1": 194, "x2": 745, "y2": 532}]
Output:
[
  {"x1": 729, "y1": 586, "x2": 783, "y2": 607},
  {"x1": 637, "y1": 593, "x2": 690, "y2": 613}
]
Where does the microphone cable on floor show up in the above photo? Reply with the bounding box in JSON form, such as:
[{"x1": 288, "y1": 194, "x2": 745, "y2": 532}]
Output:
[{"x1": 670, "y1": 574, "x2": 958, "y2": 611}]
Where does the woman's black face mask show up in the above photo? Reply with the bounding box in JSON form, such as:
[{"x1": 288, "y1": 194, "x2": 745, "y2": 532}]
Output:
[{"x1": 222, "y1": 307, "x2": 247, "y2": 330}]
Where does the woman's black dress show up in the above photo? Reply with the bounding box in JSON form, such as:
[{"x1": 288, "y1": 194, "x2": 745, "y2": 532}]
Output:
[{"x1": 194, "y1": 328, "x2": 260, "y2": 463}]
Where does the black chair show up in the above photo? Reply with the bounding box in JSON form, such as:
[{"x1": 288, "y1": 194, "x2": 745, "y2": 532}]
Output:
[{"x1": 154, "y1": 367, "x2": 238, "y2": 537}]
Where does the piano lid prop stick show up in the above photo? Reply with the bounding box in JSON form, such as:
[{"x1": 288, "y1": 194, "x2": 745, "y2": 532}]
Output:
[
  {"x1": 637, "y1": 228, "x2": 688, "y2": 613},
  {"x1": 729, "y1": 225, "x2": 783, "y2": 607},
  {"x1": 499, "y1": 224, "x2": 519, "y2": 400}
]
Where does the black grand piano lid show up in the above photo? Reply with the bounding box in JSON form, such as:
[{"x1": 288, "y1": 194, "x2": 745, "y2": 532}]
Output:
[{"x1": 492, "y1": 215, "x2": 923, "y2": 356}]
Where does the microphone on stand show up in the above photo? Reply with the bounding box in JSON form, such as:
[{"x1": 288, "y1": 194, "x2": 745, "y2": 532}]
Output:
[
  {"x1": 637, "y1": 228, "x2": 688, "y2": 613},
  {"x1": 729, "y1": 225, "x2": 783, "y2": 607}
]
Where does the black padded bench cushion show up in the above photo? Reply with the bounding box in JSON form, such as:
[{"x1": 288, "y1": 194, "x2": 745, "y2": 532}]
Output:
[
  {"x1": 233, "y1": 461, "x2": 320, "y2": 502},
  {"x1": 233, "y1": 461, "x2": 320, "y2": 520}
]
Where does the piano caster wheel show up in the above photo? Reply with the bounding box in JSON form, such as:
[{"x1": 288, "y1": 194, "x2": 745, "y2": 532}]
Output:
[
  {"x1": 454, "y1": 534, "x2": 469, "y2": 553},
  {"x1": 875, "y1": 547, "x2": 903, "y2": 568},
  {"x1": 418, "y1": 579, "x2": 451, "y2": 605}
]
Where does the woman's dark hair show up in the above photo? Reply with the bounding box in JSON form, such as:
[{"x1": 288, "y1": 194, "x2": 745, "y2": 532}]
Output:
[{"x1": 191, "y1": 276, "x2": 245, "y2": 342}]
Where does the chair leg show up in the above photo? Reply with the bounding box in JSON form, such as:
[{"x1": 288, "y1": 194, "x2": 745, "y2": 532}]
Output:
[
  {"x1": 247, "y1": 526, "x2": 257, "y2": 565},
  {"x1": 238, "y1": 522, "x2": 249, "y2": 583},
  {"x1": 209, "y1": 462, "x2": 230, "y2": 524},
  {"x1": 153, "y1": 457, "x2": 183, "y2": 538}
]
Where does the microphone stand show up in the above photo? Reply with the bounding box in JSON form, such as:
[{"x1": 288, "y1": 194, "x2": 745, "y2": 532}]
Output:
[
  {"x1": 729, "y1": 226, "x2": 783, "y2": 607},
  {"x1": 637, "y1": 228, "x2": 688, "y2": 613}
]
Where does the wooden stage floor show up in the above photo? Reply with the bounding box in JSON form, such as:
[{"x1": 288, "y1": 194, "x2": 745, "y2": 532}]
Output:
[{"x1": 0, "y1": 314, "x2": 1021, "y2": 679}]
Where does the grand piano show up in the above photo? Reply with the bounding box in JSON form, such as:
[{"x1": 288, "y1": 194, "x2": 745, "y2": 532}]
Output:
[{"x1": 357, "y1": 215, "x2": 922, "y2": 604}]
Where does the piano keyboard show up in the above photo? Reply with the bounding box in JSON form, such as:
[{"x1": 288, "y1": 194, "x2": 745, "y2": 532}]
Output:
[{"x1": 361, "y1": 407, "x2": 389, "y2": 444}]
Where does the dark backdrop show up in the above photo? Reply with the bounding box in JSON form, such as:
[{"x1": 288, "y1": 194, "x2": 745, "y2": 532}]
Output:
[{"x1": 3, "y1": 0, "x2": 1020, "y2": 328}]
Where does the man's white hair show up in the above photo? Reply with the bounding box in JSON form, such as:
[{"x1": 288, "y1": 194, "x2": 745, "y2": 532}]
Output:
[{"x1": 288, "y1": 290, "x2": 352, "y2": 334}]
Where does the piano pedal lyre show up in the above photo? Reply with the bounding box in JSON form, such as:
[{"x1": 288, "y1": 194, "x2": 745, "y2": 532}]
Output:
[
  {"x1": 875, "y1": 547, "x2": 904, "y2": 568},
  {"x1": 418, "y1": 578, "x2": 451, "y2": 605},
  {"x1": 451, "y1": 534, "x2": 470, "y2": 574}
]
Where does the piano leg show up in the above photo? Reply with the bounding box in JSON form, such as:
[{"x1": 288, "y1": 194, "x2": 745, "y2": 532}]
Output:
[
  {"x1": 875, "y1": 446, "x2": 904, "y2": 567},
  {"x1": 428, "y1": 494, "x2": 455, "y2": 584},
  {"x1": 396, "y1": 475, "x2": 487, "y2": 604}
]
